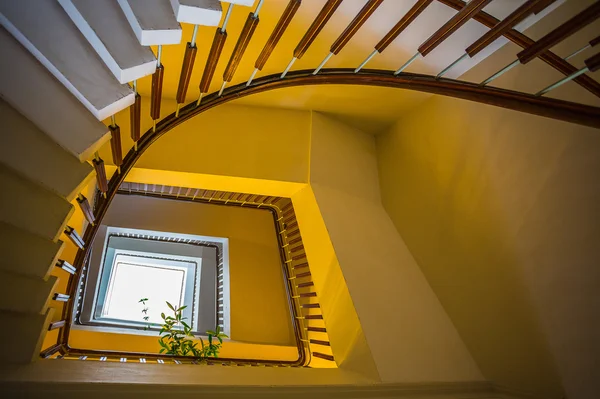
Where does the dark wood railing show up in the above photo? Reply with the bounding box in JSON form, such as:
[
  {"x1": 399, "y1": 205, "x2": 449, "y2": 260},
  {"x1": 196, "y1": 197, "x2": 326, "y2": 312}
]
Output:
[
  {"x1": 46, "y1": 184, "x2": 333, "y2": 366},
  {"x1": 41, "y1": 0, "x2": 600, "y2": 366}
]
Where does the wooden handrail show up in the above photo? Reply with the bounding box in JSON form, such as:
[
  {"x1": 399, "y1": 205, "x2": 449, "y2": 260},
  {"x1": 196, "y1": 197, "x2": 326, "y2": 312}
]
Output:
[
  {"x1": 437, "y1": 0, "x2": 600, "y2": 98},
  {"x1": 109, "y1": 123, "x2": 122, "y2": 167},
  {"x1": 517, "y1": 2, "x2": 600, "y2": 64},
  {"x1": 255, "y1": 0, "x2": 301, "y2": 71},
  {"x1": 150, "y1": 65, "x2": 164, "y2": 120},
  {"x1": 223, "y1": 12, "x2": 259, "y2": 83},
  {"x1": 76, "y1": 194, "x2": 95, "y2": 225},
  {"x1": 375, "y1": 0, "x2": 432, "y2": 53},
  {"x1": 92, "y1": 156, "x2": 108, "y2": 194},
  {"x1": 129, "y1": 93, "x2": 141, "y2": 147},
  {"x1": 176, "y1": 43, "x2": 197, "y2": 104},
  {"x1": 199, "y1": 29, "x2": 227, "y2": 94},
  {"x1": 466, "y1": 0, "x2": 551, "y2": 57},
  {"x1": 330, "y1": 0, "x2": 383, "y2": 55},
  {"x1": 293, "y1": 0, "x2": 343, "y2": 59},
  {"x1": 585, "y1": 52, "x2": 600, "y2": 72},
  {"x1": 419, "y1": 0, "x2": 492, "y2": 57}
]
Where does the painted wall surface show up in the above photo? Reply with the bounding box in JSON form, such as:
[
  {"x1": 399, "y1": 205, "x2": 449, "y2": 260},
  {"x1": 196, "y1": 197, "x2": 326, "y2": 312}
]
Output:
[
  {"x1": 291, "y1": 186, "x2": 379, "y2": 380},
  {"x1": 99, "y1": 99, "x2": 311, "y2": 186},
  {"x1": 376, "y1": 2, "x2": 600, "y2": 398},
  {"x1": 308, "y1": 113, "x2": 482, "y2": 383},
  {"x1": 77, "y1": 194, "x2": 296, "y2": 349}
]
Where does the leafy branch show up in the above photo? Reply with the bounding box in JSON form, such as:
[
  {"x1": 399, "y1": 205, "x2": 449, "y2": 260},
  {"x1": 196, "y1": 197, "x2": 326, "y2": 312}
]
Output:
[{"x1": 139, "y1": 298, "x2": 228, "y2": 360}]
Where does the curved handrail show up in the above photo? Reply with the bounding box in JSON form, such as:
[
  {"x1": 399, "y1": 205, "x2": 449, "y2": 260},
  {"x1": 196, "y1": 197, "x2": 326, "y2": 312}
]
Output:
[{"x1": 60, "y1": 67, "x2": 600, "y2": 359}]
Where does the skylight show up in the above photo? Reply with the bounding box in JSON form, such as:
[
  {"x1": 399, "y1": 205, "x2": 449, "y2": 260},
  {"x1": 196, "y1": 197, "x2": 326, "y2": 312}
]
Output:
[{"x1": 102, "y1": 256, "x2": 188, "y2": 325}]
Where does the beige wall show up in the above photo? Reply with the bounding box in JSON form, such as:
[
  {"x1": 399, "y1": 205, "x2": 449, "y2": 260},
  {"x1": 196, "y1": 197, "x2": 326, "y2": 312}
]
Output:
[
  {"x1": 97, "y1": 194, "x2": 295, "y2": 347},
  {"x1": 376, "y1": 3, "x2": 600, "y2": 398},
  {"x1": 308, "y1": 113, "x2": 483, "y2": 383}
]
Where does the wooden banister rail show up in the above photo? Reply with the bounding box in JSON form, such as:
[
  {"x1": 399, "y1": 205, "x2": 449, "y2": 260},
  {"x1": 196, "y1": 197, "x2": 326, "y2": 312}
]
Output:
[
  {"x1": 150, "y1": 64, "x2": 164, "y2": 122},
  {"x1": 437, "y1": 0, "x2": 600, "y2": 98},
  {"x1": 293, "y1": 0, "x2": 342, "y2": 60},
  {"x1": 176, "y1": 43, "x2": 197, "y2": 106},
  {"x1": 199, "y1": 29, "x2": 227, "y2": 97},
  {"x1": 92, "y1": 154, "x2": 108, "y2": 196},
  {"x1": 222, "y1": 12, "x2": 259, "y2": 87},
  {"x1": 108, "y1": 121, "x2": 122, "y2": 168},
  {"x1": 254, "y1": 0, "x2": 301, "y2": 72},
  {"x1": 130, "y1": 92, "x2": 141, "y2": 149},
  {"x1": 466, "y1": 0, "x2": 552, "y2": 58},
  {"x1": 76, "y1": 194, "x2": 95, "y2": 225},
  {"x1": 517, "y1": 1, "x2": 600, "y2": 64},
  {"x1": 331, "y1": 0, "x2": 383, "y2": 55},
  {"x1": 419, "y1": 0, "x2": 493, "y2": 57},
  {"x1": 376, "y1": 0, "x2": 432, "y2": 53}
]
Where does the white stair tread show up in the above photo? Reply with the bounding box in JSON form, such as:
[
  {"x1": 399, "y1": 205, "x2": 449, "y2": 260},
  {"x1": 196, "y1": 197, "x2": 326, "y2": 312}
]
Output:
[
  {"x1": 0, "y1": 222, "x2": 65, "y2": 280},
  {"x1": 118, "y1": 0, "x2": 182, "y2": 46},
  {"x1": 0, "y1": 272, "x2": 58, "y2": 315},
  {"x1": 0, "y1": 0, "x2": 135, "y2": 120},
  {"x1": 223, "y1": 0, "x2": 255, "y2": 7},
  {"x1": 0, "y1": 308, "x2": 54, "y2": 364},
  {"x1": 58, "y1": 0, "x2": 157, "y2": 84},
  {"x1": 171, "y1": 0, "x2": 222, "y2": 26},
  {"x1": 0, "y1": 100, "x2": 94, "y2": 202},
  {"x1": 0, "y1": 28, "x2": 110, "y2": 162},
  {"x1": 0, "y1": 164, "x2": 74, "y2": 243}
]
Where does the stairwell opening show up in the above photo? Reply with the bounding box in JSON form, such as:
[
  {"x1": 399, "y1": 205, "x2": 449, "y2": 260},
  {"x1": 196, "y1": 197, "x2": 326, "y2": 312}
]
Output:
[{"x1": 74, "y1": 226, "x2": 229, "y2": 337}]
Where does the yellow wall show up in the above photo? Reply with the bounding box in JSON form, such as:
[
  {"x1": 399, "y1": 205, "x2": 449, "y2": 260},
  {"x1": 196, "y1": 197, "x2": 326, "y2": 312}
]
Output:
[
  {"x1": 100, "y1": 99, "x2": 311, "y2": 187},
  {"x1": 308, "y1": 113, "x2": 483, "y2": 383},
  {"x1": 376, "y1": 2, "x2": 599, "y2": 398},
  {"x1": 291, "y1": 185, "x2": 378, "y2": 379}
]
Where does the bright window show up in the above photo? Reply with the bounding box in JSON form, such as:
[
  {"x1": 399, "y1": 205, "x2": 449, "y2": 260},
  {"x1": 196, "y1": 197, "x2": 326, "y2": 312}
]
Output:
[{"x1": 102, "y1": 256, "x2": 189, "y2": 324}]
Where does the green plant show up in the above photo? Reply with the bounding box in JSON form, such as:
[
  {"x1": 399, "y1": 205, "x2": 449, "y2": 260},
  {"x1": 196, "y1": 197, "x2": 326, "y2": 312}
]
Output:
[{"x1": 138, "y1": 298, "x2": 228, "y2": 360}]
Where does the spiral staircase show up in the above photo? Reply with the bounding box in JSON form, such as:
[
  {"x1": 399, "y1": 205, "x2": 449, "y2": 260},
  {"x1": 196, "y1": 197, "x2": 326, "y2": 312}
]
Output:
[{"x1": 0, "y1": 0, "x2": 599, "y2": 396}]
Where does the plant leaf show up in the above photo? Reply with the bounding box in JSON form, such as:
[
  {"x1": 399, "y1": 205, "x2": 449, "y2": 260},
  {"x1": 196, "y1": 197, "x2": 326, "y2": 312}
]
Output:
[
  {"x1": 159, "y1": 348, "x2": 165, "y2": 354},
  {"x1": 166, "y1": 301, "x2": 175, "y2": 311}
]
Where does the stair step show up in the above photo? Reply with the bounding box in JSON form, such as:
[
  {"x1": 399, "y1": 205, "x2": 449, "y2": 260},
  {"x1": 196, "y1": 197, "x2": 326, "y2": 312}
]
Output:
[
  {"x1": 312, "y1": 352, "x2": 334, "y2": 361},
  {"x1": 172, "y1": 0, "x2": 222, "y2": 26},
  {"x1": 118, "y1": 0, "x2": 182, "y2": 45},
  {"x1": 310, "y1": 339, "x2": 330, "y2": 346},
  {"x1": 0, "y1": 164, "x2": 74, "y2": 242},
  {"x1": 0, "y1": 29, "x2": 110, "y2": 161},
  {"x1": 0, "y1": 100, "x2": 94, "y2": 202},
  {"x1": 0, "y1": 222, "x2": 65, "y2": 279},
  {"x1": 0, "y1": 308, "x2": 54, "y2": 364},
  {"x1": 305, "y1": 314, "x2": 323, "y2": 319},
  {"x1": 224, "y1": 0, "x2": 255, "y2": 6},
  {"x1": 0, "y1": 0, "x2": 135, "y2": 120},
  {"x1": 0, "y1": 272, "x2": 58, "y2": 314},
  {"x1": 58, "y1": 0, "x2": 157, "y2": 83}
]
